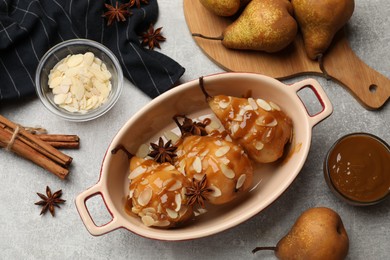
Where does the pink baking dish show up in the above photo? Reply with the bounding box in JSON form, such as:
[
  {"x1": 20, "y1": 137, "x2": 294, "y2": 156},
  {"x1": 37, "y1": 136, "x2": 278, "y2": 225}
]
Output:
[{"x1": 75, "y1": 72, "x2": 333, "y2": 241}]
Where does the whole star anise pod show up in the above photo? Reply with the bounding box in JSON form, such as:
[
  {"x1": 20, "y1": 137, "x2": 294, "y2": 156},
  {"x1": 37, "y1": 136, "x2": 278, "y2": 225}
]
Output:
[
  {"x1": 186, "y1": 175, "x2": 213, "y2": 208},
  {"x1": 141, "y1": 24, "x2": 166, "y2": 50},
  {"x1": 173, "y1": 114, "x2": 209, "y2": 137},
  {"x1": 35, "y1": 186, "x2": 66, "y2": 217},
  {"x1": 128, "y1": 0, "x2": 149, "y2": 8},
  {"x1": 102, "y1": 2, "x2": 131, "y2": 26},
  {"x1": 148, "y1": 137, "x2": 177, "y2": 164}
]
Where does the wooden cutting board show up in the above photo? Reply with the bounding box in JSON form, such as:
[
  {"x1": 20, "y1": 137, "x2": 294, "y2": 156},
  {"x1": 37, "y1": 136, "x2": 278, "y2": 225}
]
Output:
[{"x1": 183, "y1": 0, "x2": 390, "y2": 110}]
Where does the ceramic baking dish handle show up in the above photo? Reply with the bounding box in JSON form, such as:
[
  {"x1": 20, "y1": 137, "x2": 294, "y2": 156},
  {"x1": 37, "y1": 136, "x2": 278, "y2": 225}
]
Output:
[
  {"x1": 290, "y1": 78, "x2": 333, "y2": 127},
  {"x1": 75, "y1": 183, "x2": 120, "y2": 236}
]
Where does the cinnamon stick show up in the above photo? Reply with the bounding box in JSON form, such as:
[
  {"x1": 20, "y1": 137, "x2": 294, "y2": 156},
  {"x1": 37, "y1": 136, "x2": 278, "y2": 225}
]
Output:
[
  {"x1": 36, "y1": 134, "x2": 80, "y2": 149},
  {"x1": 0, "y1": 115, "x2": 76, "y2": 179},
  {"x1": 0, "y1": 127, "x2": 69, "y2": 179},
  {"x1": 0, "y1": 115, "x2": 72, "y2": 167}
]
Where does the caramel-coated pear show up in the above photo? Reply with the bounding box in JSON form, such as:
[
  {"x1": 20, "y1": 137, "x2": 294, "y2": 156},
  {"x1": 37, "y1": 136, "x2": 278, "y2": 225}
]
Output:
[
  {"x1": 199, "y1": 0, "x2": 250, "y2": 17},
  {"x1": 253, "y1": 207, "x2": 349, "y2": 260},
  {"x1": 291, "y1": 0, "x2": 355, "y2": 60},
  {"x1": 222, "y1": 0, "x2": 298, "y2": 52}
]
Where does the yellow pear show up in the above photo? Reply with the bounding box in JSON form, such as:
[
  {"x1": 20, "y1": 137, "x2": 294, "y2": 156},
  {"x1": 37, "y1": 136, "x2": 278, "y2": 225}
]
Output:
[
  {"x1": 224, "y1": 0, "x2": 297, "y2": 52},
  {"x1": 291, "y1": 0, "x2": 355, "y2": 60},
  {"x1": 193, "y1": 0, "x2": 297, "y2": 53},
  {"x1": 199, "y1": 0, "x2": 251, "y2": 17},
  {"x1": 253, "y1": 207, "x2": 349, "y2": 260}
]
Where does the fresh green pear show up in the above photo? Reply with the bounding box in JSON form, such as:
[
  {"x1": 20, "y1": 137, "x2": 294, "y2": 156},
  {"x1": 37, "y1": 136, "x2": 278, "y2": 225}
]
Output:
[
  {"x1": 194, "y1": 0, "x2": 298, "y2": 53},
  {"x1": 291, "y1": 0, "x2": 355, "y2": 60},
  {"x1": 199, "y1": 0, "x2": 251, "y2": 17},
  {"x1": 253, "y1": 207, "x2": 349, "y2": 260}
]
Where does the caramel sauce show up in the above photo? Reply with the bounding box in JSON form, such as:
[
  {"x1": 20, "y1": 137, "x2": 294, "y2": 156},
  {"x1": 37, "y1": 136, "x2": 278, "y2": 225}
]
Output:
[{"x1": 327, "y1": 134, "x2": 390, "y2": 203}]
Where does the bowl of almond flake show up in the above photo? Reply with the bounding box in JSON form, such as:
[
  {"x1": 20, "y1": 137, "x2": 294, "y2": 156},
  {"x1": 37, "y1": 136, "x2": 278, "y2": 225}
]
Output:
[{"x1": 35, "y1": 39, "x2": 123, "y2": 122}]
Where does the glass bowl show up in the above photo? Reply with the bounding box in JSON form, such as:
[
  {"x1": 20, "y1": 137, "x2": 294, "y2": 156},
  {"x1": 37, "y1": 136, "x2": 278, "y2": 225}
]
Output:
[
  {"x1": 35, "y1": 39, "x2": 123, "y2": 122},
  {"x1": 324, "y1": 132, "x2": 390, "y2": 206}
]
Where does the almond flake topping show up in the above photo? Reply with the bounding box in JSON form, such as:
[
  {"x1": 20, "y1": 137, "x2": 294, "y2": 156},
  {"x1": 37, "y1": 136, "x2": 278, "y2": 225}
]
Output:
[
  {"x1": 220, "y1": 164, "x2": 235, "y2": 179},
  {"x1": 209, "y1": 184, "x2": 222, "y2": 197},
  {"x1": 218, "y1": 98, "x2": 230, "y2": 109},
  {"x1": 256, "y1": 98, "x2": 272, "y2": 111},
  {"x1": 129, "y1": 165, "x2": 147, "y2": 180},
  {"x1": 215, "y1": 146, "x2": 230, "y2": 157},
  {"x1": 153, "y1": 220, "x2": 171, "y2": 227},
  {"x1": 167, "y1": 180, "x2": 182, "y2": 191},
  {"x1": 192, "y1": 156, "x2": 202, "y2": 173},
  {"x1": 141, "y1": 215, "x2": 155, "y2": 226},
  {"x1": 269, "y1": 101, "x2": 281, "y2": 111},
  {"x1": 255, "y1": 141, "x2": 264, "y2": 151},
  {"x1": 175, "y1": 193, "x2": 182, "y2": 211},
  {"x1": 236, "y1": 174, "x2": 247, "y2": 190},
  {"x1": 248, "y1": 98, "x2": 258, "y2": 110},
  {"x1": 166, "y1": 208, "x2": 178, "y2": 219},
  {"x1": 138, "y1": 187, "x2": 152, "y2": 206}
]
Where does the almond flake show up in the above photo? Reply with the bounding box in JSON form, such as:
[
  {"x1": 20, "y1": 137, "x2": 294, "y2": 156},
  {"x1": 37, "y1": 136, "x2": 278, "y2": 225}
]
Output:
[
  {"x1": 140, "y1": 178, "x2": 149, "y2": 185},
  {"x1": 209, "y1": 119, "x2": 221, "y2": 129},
  {"x1": 231, "y1": 123, "x2": 239, "y2": 135},
  {"x1": 141, "y1": 207, "x2": 156, "y2": 215},
  {"x1": 163, "y1": 131, "x2": 180, "y2": 144},
  {"x1": 256, "y1": 99, "x2": 272, "y2": 111},
  {"x1": 66, "y1": 54, "x2": 83, "y2": 67},
  {"x1": 192, "y1": 156, "x2": 202, "y2": 173},
  {"x1": 207, "y1": 159, "x2": 219, "y2": 173},
  {"x1": 193, "y1": 173, "x2": 204, "y2": 180},
  {"x1": 194, "y1": 208, "x2": 208, "y2": 216},
  {"x1": 220, "y1": 157, "x2": 230, "y2": 165},
  {"x1": 166, "y1": 208, "x2": 178, "y2": 219},
  {"x1": 175, "y1": 193, "x2": 182, "y2": 211},
  {"x1": 136, "y1": 143, "x2": 150, "y2": 158},
  {"x1": 255, "y1": 141, "x2": 264, "y2": 151},
  {"x1": 167, "y1": 180, "x2": 182, "y2": 191},
  {"x1": 236, "y1": 174, "x2": 247, "y2": 190},
  {"x1": 129, "y1": 166, "x2": 147, "y2": 180},
  {"x1": 209, "y1": 184, "x2": 222, "y2": 197},
  {"x1": 220, "y1": 164, "x2": 235, "y2": 179},
  {"x1": 269, "y1": 101, "x2": 281, "y2": 111},
  {"x1": 218, "y1": 100, "x2": 230, "y2": 109},
  {"x1": 141, "y1": 215, "x2": 155, "y2": 226},
  {"x1": 266, "y1": 119, "x2": 278, "y2": 127},
  {"x1": 248, "y1": 98, "x2": 258, "y2": 110},
  {"x1": 137, "y1": 187, "x2": 152, "y2": 206},
  {"x1": 215, "y1": 146, "x2": 230, "y2": 157},
  {"x1": 153, "y1": 220, "x2": 171, "y2": 227}
]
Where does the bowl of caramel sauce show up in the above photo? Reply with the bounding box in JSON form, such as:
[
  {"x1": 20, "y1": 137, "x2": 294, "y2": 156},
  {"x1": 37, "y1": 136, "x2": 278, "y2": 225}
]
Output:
[{"x1": 324, "y1": 133, "x2": 390, "y2": 206}]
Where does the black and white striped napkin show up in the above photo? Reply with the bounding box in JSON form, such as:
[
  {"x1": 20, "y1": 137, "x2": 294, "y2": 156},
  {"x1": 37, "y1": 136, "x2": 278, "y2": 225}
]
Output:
[{"x1": 0, "y1": 0, "x2": 185, "y2": 102}]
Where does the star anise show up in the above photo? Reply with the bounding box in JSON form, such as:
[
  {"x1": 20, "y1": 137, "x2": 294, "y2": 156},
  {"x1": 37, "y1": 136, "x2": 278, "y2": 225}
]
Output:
[
  {"x1": 128, "y1": 0, "x2": 149, "y2": 9},
  {"x1": 186, "y1": 175, "x2": 213, "y2": 208},
  {"x1": 173, "y1": 114, "x2": 209, "y2": 137},
  {"x1": 148, "y1": 137, "x2": 177, "y2": 164},
  {"x1": 102, "y1": 2, "x2": 131, "y2": 26},
  {"x1": 141, "y1": 24, "x2": 166, "y2": 50},
  {"x1": 35, "y1": 186, "x2": 66, "y2": 217}
]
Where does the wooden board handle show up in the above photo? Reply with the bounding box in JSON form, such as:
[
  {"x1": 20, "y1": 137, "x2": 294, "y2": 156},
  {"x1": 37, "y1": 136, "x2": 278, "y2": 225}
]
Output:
[{"x1": 324, "y1": 31, "x2": 390, "y2": 110}]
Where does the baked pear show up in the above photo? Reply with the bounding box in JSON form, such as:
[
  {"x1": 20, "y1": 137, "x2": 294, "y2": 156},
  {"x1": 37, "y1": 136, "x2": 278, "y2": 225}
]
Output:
[{"x1": 200, "y1": 77, "x2": 293, "y2": 163}]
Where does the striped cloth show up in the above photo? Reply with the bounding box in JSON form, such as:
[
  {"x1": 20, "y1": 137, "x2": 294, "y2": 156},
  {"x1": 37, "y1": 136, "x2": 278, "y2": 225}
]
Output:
[{"x1": 0, "y1": 0, "x2": 185, "y2": 101}]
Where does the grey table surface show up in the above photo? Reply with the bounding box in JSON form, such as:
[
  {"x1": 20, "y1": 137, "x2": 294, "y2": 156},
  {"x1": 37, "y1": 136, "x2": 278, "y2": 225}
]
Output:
[{"x1": 1, "y1": 0, "x2": 389, "y2": 259}]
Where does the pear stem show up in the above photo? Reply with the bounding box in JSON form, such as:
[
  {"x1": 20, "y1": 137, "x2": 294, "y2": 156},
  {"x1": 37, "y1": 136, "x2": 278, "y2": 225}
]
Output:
[
  {"x1": 252, "y1": 246, "x2": 277, "y2": 254},
  {"x1": 192, "y1": 33, "x2": 224, "y2": 41},
  {"x1": 172, "y1": 114, "x2": 187, "y2": 135},
  {"x1": 111, "y1": 144, "x2": 134, "y2": 160},
  {"x1": 317, "y1": 54, "x2": 331, "y2": 80},
  {"x1": 199, "y1": 76, "x2": 213, "y2": 102}
]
